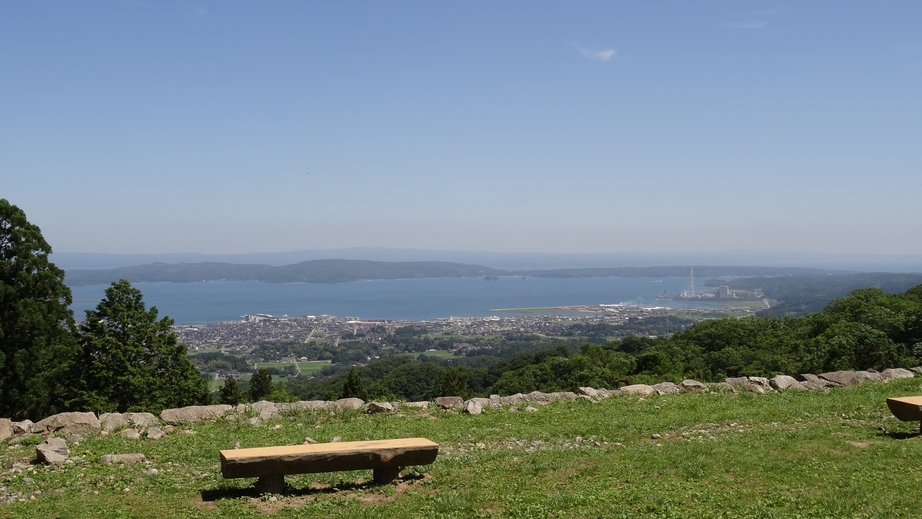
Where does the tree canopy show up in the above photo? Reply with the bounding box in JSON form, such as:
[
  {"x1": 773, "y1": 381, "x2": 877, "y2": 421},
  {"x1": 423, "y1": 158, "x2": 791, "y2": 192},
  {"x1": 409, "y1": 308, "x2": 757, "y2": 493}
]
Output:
[
  {"x1": 0, "y1": 199, "x2": 77, "y2": 420},
  {"x1": 68, "y1": 279, "x2": 210, "y2": 413}
]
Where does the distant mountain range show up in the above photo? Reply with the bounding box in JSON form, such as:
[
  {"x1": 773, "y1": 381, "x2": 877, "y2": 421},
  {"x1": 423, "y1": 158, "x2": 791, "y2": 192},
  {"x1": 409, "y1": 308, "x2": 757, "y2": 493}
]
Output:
[
  {"x1": 51, "y1": 247, "x2": 922, "y2": 272},
  {"x1": 62, "y1": 259, "x2": 834, "y2": 286}
]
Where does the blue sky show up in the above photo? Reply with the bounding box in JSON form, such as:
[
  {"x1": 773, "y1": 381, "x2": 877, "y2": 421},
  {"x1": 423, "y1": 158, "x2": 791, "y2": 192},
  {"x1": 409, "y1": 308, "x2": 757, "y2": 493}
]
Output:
[{"x1": 3, "y1": 1, "x2": 921, "y2": 255}]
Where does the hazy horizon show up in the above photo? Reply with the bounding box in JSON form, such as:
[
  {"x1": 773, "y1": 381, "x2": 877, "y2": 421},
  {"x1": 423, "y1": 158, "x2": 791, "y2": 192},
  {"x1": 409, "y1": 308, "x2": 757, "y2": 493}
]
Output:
[
  {"x1": 51, "y1": 247, "x2": 922, "y2": 273},
  {"x1": 5, "y1": 2, "x2": 921, "y2": 256}
]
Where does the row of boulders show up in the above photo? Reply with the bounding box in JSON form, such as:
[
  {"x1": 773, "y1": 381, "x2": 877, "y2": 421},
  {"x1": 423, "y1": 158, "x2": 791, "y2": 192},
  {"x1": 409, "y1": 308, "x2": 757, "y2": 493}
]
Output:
[{"x1": 2, "y1": 367, "x2": 920, "y2": 454}]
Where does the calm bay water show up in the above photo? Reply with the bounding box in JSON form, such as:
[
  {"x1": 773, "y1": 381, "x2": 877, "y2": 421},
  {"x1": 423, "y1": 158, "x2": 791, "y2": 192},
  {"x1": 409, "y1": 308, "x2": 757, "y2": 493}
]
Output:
[{"x1": 68, "y1": 276, "x2": 715, "y2": 324}]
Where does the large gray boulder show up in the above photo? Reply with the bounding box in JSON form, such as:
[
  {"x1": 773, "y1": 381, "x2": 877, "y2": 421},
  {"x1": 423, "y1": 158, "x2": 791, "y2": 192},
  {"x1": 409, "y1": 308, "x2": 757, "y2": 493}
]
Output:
[
  {"x1": 100, "y1": 412, "x2": 160, "y2": 433},
  {"x1": 160, "y1": 405, "x2": 232, "y2": 424},
  {"x1": 798, "y1": 374, "x2": 835, "y2": 389},
  {"x1": 285, "y1": 400, "x2": 336, "y2": 412},
  {"x1": 679, "y1": 380, "x2": 708, "y2": 392},
  {"x1": 0, "y1": 418, "x2": 11, "y2": 442},
  {"x1": 652, "y1": 382, "x2": 680, "y2": 395},
  {"x1": 402, "y1": 401, "x2": 430, "y2": 410},
  {"x1": 882, "y1": 368, "x2": 916, "y2": 381},
  {"x1": 366, "y1": 402, "x2": 395, "y2": 414},
  {"x1": 247, "y1": 401, "x2": 280, "y2": 420},
  {"x1": 747, "y1": 377, "x2": 773, "y2": 389},
  {"x1": 769, "y1": 375, "x2": 806, "y2": 391},
  {"x1": 36, "y1": 438, "x2": 69, "y2": 464},
  {"x1": 620, "y1": 384, "x2": 655, "y2": 396},
  {"x1": 35, "y1": 412, "x2": 100, "y2": 435},
  {"x1": 335, "y1": 398, "x2": 365, "y2": 410},
  {"x1": 463, "y1": 399, "x2": 483, "y2": 415},
  {"x1": 435, "y1": 396, "x2": 464, "y2": 410},
  {"x1": 744, "y1": 383, "x2": 765, "y2": 394},
  {"x1": 724, "y1": 377, "x2": 749, "y2": 387},
  {"x1": 818, "y1": 371, "x2": 857, "y2": 387},
  {"x1": 499, "y1": 394, "x2": 527, "y2": 406},
  {"x1": 596, "y1": 388, "x2": 621, "y2": 398},
  {"x1": 578, "y1": 387, "x2": 600, "y2": 398},
  {"x1": 11, "y1": 420, "x2": 33, "y2": 435},
  {"x1": 855, "y1": 371, "x2": 883, "y2": 383}
]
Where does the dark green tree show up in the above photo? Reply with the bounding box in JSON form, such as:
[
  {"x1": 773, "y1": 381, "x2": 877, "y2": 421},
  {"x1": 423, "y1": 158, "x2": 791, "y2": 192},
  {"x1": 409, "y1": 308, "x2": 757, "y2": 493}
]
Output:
[
  {"x1": 341, "y1": 366, "x2": 368, "y2": 400},
  {"x1": 218, "y1": 376, "x2": 245, "y2": 405},
  {"x1": 248, "y1": 368, "x2": 273, "y2": 401},
  {"x1": 70, "y1": 279, "x2": 210, "y2": 413},
  {"x1": 0, "y1": 199, "x2": 78, "y2": 419}
]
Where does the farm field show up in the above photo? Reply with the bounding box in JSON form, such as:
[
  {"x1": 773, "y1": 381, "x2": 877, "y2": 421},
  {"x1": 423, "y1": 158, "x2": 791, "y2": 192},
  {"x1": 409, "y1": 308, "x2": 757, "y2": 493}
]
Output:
[
  {"x1": 254, "y1": 361, "x2": 332, "y2": 376},
  {"x1": 3, "y1": 378, "x2": 922, "y2": 517}
]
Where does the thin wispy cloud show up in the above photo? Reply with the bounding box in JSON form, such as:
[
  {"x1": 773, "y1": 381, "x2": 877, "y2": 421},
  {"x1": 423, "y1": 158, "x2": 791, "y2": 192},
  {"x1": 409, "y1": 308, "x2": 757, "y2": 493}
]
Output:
[
  {"x1": 723, "y1": 21, "x2": 767, "y2": 30},
  {"x1": 569, "y1": 42, "x2": 616, "y2": 62}
]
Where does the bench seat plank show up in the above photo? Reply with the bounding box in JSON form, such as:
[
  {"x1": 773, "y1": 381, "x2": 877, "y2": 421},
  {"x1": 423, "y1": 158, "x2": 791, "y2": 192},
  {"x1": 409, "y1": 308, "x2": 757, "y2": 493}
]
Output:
[
  {"x1": 220, "y1": 438, "x2": 439, "y2": 479},
  {"x1": 886, "y1": 396, "x2": 922, "y2": 422}
]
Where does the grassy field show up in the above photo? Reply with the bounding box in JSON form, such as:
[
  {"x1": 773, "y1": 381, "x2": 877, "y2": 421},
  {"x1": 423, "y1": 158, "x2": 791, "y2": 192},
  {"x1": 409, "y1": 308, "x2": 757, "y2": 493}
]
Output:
[
  {"x1": 3, "y1": 378, "x2": 922, "y2": 517},
  {"x1": 254, "y1": 361, "x2": 332, "y2": 376},
  {"x1": 412, "y1": 350, "x2": 459, "y2": 360}
]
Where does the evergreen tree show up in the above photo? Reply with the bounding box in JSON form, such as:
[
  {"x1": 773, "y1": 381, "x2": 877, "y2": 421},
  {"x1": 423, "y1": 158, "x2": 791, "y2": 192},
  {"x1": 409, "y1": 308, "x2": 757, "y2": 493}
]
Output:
[
  {"x1": 70, "y1": 279, "x2": 210, "y2": 413},
  {"x1": 248, "y1": 368, "x2": 273, "y2": 401},
  {"x1": 218, "y1": 376, "x2": 245, "y2": 405},
  {"x1": 0, "y1": 199, "x2": 78, "y2": 420},
  {"x1": 341, "y1": 366, "x2": 368, "y2": 400}
]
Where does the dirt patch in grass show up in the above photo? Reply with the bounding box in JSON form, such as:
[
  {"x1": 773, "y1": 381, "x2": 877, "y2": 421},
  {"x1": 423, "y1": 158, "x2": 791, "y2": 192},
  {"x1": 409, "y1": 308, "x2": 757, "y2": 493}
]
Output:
[
  {"x1": 846, "y1": 441, "x2": 870, "y2": 448},
  {"x1": 248, "y1": 473, "x2": 428, "y2": 514},
  {"x1": 188, "y1": 496, "x2": 218, "y2": 511}
]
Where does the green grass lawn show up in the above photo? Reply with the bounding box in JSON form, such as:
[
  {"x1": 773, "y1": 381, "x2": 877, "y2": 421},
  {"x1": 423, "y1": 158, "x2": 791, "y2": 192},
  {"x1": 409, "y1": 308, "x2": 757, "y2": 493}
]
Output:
[
  {"x1": 412, "y1": 350, "x2": 459, "y2": 360},
  {"x1": 3, "y1": 378, "x2": 922, "y2": 517},
  {"x1": 254, "y1": 361, "x2": 332, "y2": 376}
]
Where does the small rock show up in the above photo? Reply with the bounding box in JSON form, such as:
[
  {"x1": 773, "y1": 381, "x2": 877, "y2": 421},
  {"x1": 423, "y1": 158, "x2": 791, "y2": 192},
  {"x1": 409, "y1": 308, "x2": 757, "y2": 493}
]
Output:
[
  {"x1": 100, "y1": 453, "x2": 146, "y2": 464},
  {"x1": 303, "y1": 437, "x2": 316, "y2": 444},
  {"x1": 234, "y1": 442, "x2": 241, "y2": 449},
  {"x1": 122, "y1": 429, "x2": 141, "y2": 440},
  {"x1": 143, "y1": 468, "x2": 159, "y2": 475},
  {"x1": 146, "y1": 427, "x2": 165, "y2": 440},
  {"x1": 524, "y1": 406, "x2": 538, "y2": 413},
  {"x1": 36, "y1": 438, "x2": 69, "y2": 464},
  {"x1": 651, "y1": 433, "x2": 662, "y2": 440},
  {"x1": 331, "y1": 436, "x2": 341, "y2": 442}
]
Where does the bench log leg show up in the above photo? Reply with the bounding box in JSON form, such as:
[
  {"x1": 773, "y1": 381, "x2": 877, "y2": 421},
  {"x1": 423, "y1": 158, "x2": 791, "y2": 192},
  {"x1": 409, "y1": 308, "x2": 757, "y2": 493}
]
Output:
[
  {"x1": 373, "y1": 466, "x2": 401, "y2": 485},
  {"x1": 255, "y1": 474, "x2": 285, "y2": 494}
]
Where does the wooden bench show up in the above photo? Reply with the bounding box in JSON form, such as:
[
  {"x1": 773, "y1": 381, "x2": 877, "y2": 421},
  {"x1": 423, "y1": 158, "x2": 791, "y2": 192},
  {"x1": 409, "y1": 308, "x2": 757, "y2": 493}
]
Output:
[
  {"x1": 219, "y1": 438, "x2": 439, "y2": 493},
  {"x1": 886, "y1": 396, "x2": 922, "y2": 434}
]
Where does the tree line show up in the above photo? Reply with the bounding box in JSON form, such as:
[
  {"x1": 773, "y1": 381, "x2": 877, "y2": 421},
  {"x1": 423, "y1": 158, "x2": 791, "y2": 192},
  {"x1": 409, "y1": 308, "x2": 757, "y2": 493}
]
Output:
[{"x1": 1, "y1": 200, "x2": 210, "y2": 419}]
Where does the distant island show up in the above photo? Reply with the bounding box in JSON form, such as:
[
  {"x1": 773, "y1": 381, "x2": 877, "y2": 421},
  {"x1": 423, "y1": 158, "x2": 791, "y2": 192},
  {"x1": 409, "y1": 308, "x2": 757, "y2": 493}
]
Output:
[{"x1": 64, "y1": 258, "x2": 833, "y2": 286}]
